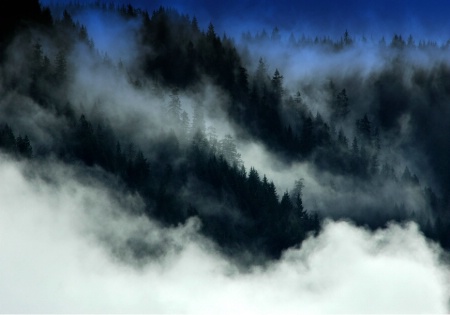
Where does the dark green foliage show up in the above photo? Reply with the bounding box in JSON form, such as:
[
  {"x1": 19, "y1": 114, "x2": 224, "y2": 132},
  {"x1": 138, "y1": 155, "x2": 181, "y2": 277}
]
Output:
[
  {"x1": 63, "y1": 113, "x2": 319, "y2": 258},
  {"x1": 16, "y1": 135, "x2": 33, "y2": 158},
  {"x1": 139, "y1": 8, "x2": 241, "y2": 91},
  {"x1": 333, "y1": 88, "x2": 350, "y2": 120},
  {"x1": 0, "y1": 0, "x2": 53, "y2": 60},
  {"x1": 356, "y1": 114, "x2": 372, "y2": 142},
  {"x1": 300, "y1": 116, "x2": 314, "y2": 155},
  {"x1": 271, "y1": 69, "x2": 283, "y2": 102},
  {"x1": 167, "y1": 89, "x2": 182, "y2": 123},
  {"x1": 74, "y1": 115, "x2": 97, "y2": 166},
  {"x1": 401, "y1": 167, "x2": 420, "y2": 186},
  {"x1": 0, "y1": 125, "x2": 17, "y2": 152},
  {"x1": 343, "y1": 30, "x2": 353, "y2": 46},
  {"x1": 54, "y1": 49, "x2": 67, "y2": 84},
  {"x1": 0, "y1": 124, "x2": 33, "y2": 158},
  {"x1": 2, "y1": 1, "x2": 450, "y2": 260},
  {"x1": 391, "y1": 34, "x2": 406, "y2": 49},
  {"x1": 219, "y1": 134, "x2": 241, "y2": 166}
]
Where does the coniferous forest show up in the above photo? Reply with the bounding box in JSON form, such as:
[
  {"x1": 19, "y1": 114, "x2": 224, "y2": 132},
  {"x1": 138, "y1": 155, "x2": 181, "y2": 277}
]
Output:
[{"x1": 1, "y1": 0, "x2": 450, "y2": 312}]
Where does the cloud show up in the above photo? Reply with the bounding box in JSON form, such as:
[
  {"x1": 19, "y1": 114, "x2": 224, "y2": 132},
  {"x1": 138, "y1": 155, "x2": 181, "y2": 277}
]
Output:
[{"x1": 0, "y1": 155, "x2": 448, "y2": 313}]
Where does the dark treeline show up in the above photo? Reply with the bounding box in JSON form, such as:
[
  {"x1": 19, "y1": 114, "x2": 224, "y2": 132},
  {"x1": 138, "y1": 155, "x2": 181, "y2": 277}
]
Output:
[
  {"x1": 71, "y1": 113, "x2": 320, "y2": 259},
  {"x1": 0, "y1": 112, "x2": 320, "y2": 260},
  {"x1": 0, "y1": 0, "x2": 320, "y2": 261},
  {"x1": 0, "y1": 124, "x2": 33, "y2": 159},
  {"x1": 0, "y1": 0, "x2": 449, "y2": 261},
  {"x1": 242, "y1": 28, "x2": 450, "y2": 51}
]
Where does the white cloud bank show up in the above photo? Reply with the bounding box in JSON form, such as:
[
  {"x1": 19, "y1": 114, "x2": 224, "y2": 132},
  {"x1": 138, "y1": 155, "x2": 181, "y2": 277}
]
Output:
[{"x1": 0, "y1": 155, "x2": 448, "y2": 313}]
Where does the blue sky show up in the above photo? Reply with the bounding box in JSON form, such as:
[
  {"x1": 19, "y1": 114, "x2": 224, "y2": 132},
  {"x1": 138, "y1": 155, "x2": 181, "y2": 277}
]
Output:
[{"x1": 42, "y1": 0, "x2": 450, "y2": 41}]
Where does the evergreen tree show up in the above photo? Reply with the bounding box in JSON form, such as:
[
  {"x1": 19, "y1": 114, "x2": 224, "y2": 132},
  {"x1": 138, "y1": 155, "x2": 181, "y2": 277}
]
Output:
[
  {"x1": 333, "y1": 89, "x2": 350, "y2": 120},
  {"x1": 31, "y1": 42, "x2": 43, "y2": 75},
  {"x1": 219, "y1": 134, "x2": 242, "y2": 166},
  {"x1": 271, "y1": 27, "x2": 281, "y2": 41},
  {"x1": 167, "y1": 89, "x2": 182, "y2": 123},
  {"x1": 191, "y1": 17, "x2": 199, "y2": 33},
  {"x1": 207, "y1": 126, "x2": 219, "y2": 156},
  {"x1": 337, "y1": 129, "x2": 348, "y2": 148},
  {"x1": 75, "y1": 114, "x2": 97, "y2": 165},
  {"x1": 0, "y1": 124, "x2": 17, "y2": 153},
  {"x1": 255, "y1": 57, "x2": 269, "y2": 93},
  {"x1": 191, "y1": 103, "x2": 205, "y2": 136},
  {"x1": 206, "y1": 22, "x2": 216, "y2": 41},
  {"x1": 271, "y1": 69, "x2": 283, "y2": 101},
  {"x1": 300, "y1": 116, "x2": 314, "y2": 155},
  {"x1": 351, "y1": 137, "x2": 359, "y2": 156},
  {"x1": 343, "y1": 30, "x2": 353, "y2": 46},
  {"x1": 54, "y1": 49, "x2": 67, "y2": 84},
  {"x1": 356, "y1": 114, "x2": 371, "y2": 142},
  {"x1": 291, "y1": 178, "x2": 305, "y2": 198},
  {"x1": 370, "y1": 154, "x2": 379, "y2": 176},
  {"x1": 280, "y1": 192, "x2": 293, "y2": 213},
  {"x1": 16, "y1": 135, "x2": 33, "y2": 158},
  {"x1": 294, "y1": 193, "x2": 308, "y2": 221},
  {"x1": 181, "y1": 110, "x2": 190, "y2": 141}
]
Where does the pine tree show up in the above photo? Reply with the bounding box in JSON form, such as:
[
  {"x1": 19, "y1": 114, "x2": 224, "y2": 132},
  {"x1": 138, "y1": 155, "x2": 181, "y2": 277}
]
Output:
[
  {"x1": 271, "y1": 69, "x2": 283, "y2": 101},
  {"x1": 31, "y1": 42, "x2": 43, "y2": 76},
  {"x1": 356, "y1": 114, "x2": 371, "y2": 142},
  {"x1": 271, "y1": 27, "x2": 281, "y2": 41},
  {"x1": 280, "y1": 192, "x2": 293, "y2": 213},
  {"x1": 191, "y1": 17, "x2": 199, "y2": 33},
  {"x1": 351, "y1": 137, "x2": 359, "y2": 156},
  {"x1": 206, "y1": 22, "x2": 216, "y2": 41},
  {"x1": 219, "y1": 134, "x2": 242, "y2": 166},
  {"x1": 191, "y1": 103, "x2": 205, "y2": 136},
  {"x1": 291, "y1": 178, "x2": 305, "y2": 199},
  {"x1": 207, "y1": 126, "x2": 219, "y2": 156},
  {"x1": 181, "y1": 110, "x2": 190, "y2": 141},
  {"x1": 333, "y1": 89, "x2": 350, "y2": 120},
  {"x1": 300, "y1": 116, "x2": 314, "y2": 155},
  {"x1": 370, "y1": 154, "x2": 379, "y2": 176},
  {"x1": 0, "y1": 124, "x2": 17, "y2": 153},
  {"x1": 255, "y1": 57, "x2": 269, "y2": 93},
  {"x1": 54, "y1": 49, "x2": 67, "y2": 84},
  {"x1": 294, "y1": 193, "x2": 308, "y2": 221},
  {"x1": 343, "y1": 30, "x2": 353, "y2": 46},
  {"x1": 167, "y1": 89, "x2": 182, "y2": 123},
  {"x1": 337, "y1": 129, "x2": 348, "y2": 148}
]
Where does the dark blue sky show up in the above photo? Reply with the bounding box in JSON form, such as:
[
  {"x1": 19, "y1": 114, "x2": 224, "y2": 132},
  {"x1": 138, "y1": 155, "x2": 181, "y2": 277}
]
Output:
[{"x1": 42, "y1": 0, "x2": 450, "y2": 41}]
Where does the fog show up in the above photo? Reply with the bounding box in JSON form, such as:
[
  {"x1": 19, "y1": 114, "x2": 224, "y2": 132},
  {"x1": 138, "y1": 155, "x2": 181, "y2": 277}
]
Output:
[
  {"x1": 236, "y1": 33, "x2": 450, "y2": 214},
  {"x1": 2, "y1": 2, "x2": 450, "y2": 312},
  {"x1": 238, "y1": 140, "x2": 431, "y2": 226},
  {"x1": 2, "y1": 0, "x2": 448, "y2": 234},
  {"x1": 0, "y1": 155, "x2": 448, "y2": 313},
  {"x1": 2, "y1": 0, "x2": 448, "y2": 229}
]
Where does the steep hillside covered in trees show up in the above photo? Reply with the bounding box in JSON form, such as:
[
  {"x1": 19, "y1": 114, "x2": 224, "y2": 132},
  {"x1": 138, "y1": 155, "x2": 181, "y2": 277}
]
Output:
[{"x1": 1, "y1": 0, "x2": 449, "y2": 264}]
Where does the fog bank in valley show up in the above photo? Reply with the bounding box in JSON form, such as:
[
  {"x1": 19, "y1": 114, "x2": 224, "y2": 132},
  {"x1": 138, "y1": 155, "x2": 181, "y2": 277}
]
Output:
[{"x1": 0, "y1": 156, "x2": 448, "y2": 313}]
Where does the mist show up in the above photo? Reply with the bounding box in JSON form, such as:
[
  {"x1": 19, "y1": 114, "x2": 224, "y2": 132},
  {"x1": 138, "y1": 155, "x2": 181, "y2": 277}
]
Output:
[
  {"x1": 234, "y1": 29, "x2": 450, "y2": 228},
  {"x1": 2, "y1": 0, "x2": 450, "y2": 312},
  {"x1": 1, "y1": 155, "x2": 449, "y2": 313}
]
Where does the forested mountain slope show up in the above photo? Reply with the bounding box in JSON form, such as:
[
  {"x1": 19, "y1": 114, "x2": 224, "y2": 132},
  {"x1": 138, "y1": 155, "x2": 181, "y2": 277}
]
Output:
[{"x1": 1, "y1": 0, "x2": 449, "y2": 264}]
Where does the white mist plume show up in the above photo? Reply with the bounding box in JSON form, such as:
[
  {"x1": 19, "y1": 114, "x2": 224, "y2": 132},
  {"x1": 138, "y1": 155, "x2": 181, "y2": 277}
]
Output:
[{"x1": 0, "y1": 155, "x2": 448, "y2": 313}]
